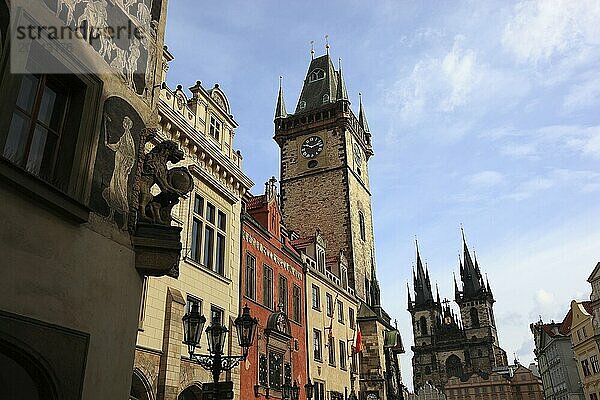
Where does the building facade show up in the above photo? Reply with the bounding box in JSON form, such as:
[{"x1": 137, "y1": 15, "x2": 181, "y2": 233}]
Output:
[
  {"x1": 239, "y1": 179, "x2": 308, "y2": 400},
  {"x1": 444, "y1": 364, "x2": 544, "y2": 400},
  {"x1": 408, "y1": 236, "x2": 508, "y2": 390},
  {"x1": 407, "y1": 383, "x2": 447, "y2": 400},
  {"x1": 531, "y1": 312, "x2": 585, "y2": 400},
  {"x1": 293, "y1": 231, "x2": 361, "y2": 400},
  {"x1": 132, "y1": 51, "x2": 253, "y2": 400},
  {"x1": 273, "y1": 48, "x2": 403, "y2": 400},
  {"x1": 570, "y1": 300, "x2": 600, "y2": 400},
  {"x1": 0, "y1": 0, "x2": 179, "y2": 399}
]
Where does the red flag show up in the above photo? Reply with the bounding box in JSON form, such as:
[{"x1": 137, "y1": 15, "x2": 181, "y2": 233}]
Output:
[{"x1": 354, "y1": 328, "x2": 363, "y2": 354}]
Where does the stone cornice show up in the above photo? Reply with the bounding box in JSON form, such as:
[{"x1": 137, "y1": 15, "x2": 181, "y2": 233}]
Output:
[{"x1": 158, "y1": 101, "x2": 253, "y2": 199}]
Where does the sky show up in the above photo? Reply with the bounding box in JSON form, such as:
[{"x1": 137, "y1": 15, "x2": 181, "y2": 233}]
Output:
[{"x1": 164, "y1": 0, "x2": 600, "y2": 390}]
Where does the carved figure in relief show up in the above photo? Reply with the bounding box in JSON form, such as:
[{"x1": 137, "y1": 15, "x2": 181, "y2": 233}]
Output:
[
  {"x1": 127, "y1": 37, "x2": 141, "y2": 87},
  {"x1": 56, "y1": 0, "x2": 82, "y2": 26},
  {"x1": 110, "y1": 42, "x2": 128, "y2": 79},
  {"x1": 136, "y1": 2, "x2": 151, "y2": 28},
  {"x1": 77, "y1": 0, "x2": 112, "y2": 59},
  {"x1": 103, "y1": 116, "x2": 136, "y2": 226}
]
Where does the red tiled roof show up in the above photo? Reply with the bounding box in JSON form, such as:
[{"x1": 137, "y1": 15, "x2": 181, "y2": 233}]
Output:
[
  {"x1": 291, "y1": 237, "x2": 315, "y2": 247},
  {"x1": 559, "y1": 301, "x2": 593, "y2": 334},
  {"x1": 246, "y1": 194, "x2": 266, "y2": 210}
]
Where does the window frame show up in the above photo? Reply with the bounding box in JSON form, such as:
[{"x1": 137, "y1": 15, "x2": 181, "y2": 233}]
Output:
[
  {"x1": 209, "y1": 114, "x2": 222, "y2": 141},
  {"x1": 245, "y1": 252, "x2": 256, "y2": 300},
  {"x1": 263, "y1": 264, "x2": 274, "y2": 309},
  {"x1": 313, "y1": 329, "x2": 322, "y2": 361},
  {"x1": 278, "y1": 274, "x2": 288, "y2": 313},
  {"x1": 311, "y1": 284, "x2": 321, "y2": 311},
  {"x1": 292, "y1": 284, "x2": 301, "y2": 323}
]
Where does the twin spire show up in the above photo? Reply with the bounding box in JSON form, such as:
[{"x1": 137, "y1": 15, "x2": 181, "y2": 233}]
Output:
[{"x1": 408, "y1": 230, "x2": 494, "y2": 311}]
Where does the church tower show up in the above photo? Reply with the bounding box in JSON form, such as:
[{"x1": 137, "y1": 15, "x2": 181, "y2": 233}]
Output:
[
  {"x1": 274, "y1": 49, "x2": 375, "y2": 303},
  {"x1": 275, "y1": 47, "x2": 403, "y2": 400},
  {"x1": 455, "y1": 230, "x2": 507, "y2": 369}
]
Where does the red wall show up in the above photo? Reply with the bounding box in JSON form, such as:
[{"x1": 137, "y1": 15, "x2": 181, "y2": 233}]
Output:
[{"x1": 239, "y1": 217, "x2": 308, "y2": 400}]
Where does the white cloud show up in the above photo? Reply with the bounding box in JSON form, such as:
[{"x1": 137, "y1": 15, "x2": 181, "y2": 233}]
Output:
[
  {"x1": 386, "y1": 35, "x2": 483, "y2": 124},
  {"x1": 505, "y1": 177, "x2": 554, "y2": 201},
  {"x1": 563, "y1": 73, "x2": 600, "y2": 113},
  {"x1": 468, "y1": 170, "x2": 505, "y2": 188},
  {"x1": 502, "y1": 0, "x2": 600, "y2": 64}
]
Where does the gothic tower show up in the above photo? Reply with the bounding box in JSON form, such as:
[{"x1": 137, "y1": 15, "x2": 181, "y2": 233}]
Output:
[
  {"x1": 274, "y1": 50, "x2": 375, "y2": 303},
  {"x1": 275, "y1": 49, "x2": 403, "y2": 400},
  {"x1": 455, "y1": 231, "x2": 507, "y2": 369}
]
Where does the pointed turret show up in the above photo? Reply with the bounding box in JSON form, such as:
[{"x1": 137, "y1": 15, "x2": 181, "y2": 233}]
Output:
[
  {"x1": 336, "y1": 59, "x2": 349, "y2": 102},
  {"x1": 454, "y1": 272, "x2": 460, "y2": 301},
  {"x1": 275, "y1": 76, "x2": 287, "y2": 119},
  {"x1": 407, "y1": 282, "x2": 412, "y2": 310},
  {"x1": 370, "y1": 254, "x2": 381, "y2": 306},
  {"x1": 413, "y1": 239, "x2": 434, "y2": 307},
  {"x1": 459, "y1": 228, "x2": 484, "y2": 300},
  {"x1": 358, "y1": 93, "x2": 371, "y2": 134}
]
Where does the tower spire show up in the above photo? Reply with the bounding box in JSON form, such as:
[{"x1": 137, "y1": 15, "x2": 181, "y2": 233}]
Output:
[
  {"x1": 414, "y1": 238, "x2": 434, "y2": 306},
  {"x1": 459, "y1": 227, "x2": 484, "y2": 300},
  {"x1": 325, "y1": 34, "x2": 330, "y2": 55},
  {"x1": 310, "y1": 40, "x2": 315, "y2": 60},
  {"x1": 275, "y1": 76, "x2": 287, "y2": 119},
  {"x1": 336, "y1": 58, "x2": 349, "y2": 102},
  {"x1": 358, "y1": 92, "x2": 371, "y2": 134},
  {"x1": 407, "y1": 282, "x2": 412, "y2": 310}
]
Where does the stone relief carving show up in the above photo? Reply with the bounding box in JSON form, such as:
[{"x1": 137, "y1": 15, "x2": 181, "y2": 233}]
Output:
[
  {"x1": 102, "y1": 115, "x2": 136, "y2": 228},
  {"x1": 138, "y1": 140, "x2": 193, "y2": 225}
]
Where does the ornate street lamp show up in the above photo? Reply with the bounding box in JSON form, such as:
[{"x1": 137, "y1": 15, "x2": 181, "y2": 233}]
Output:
[
  {"x1": 182, "y1": 301, "x2": 258, "y2": 383},
  {"x1": 304, "y1": 379, "x2": 314, "y2": 400},
  {"x1": 291, "y1": 381, "x2": 300, "y2": 400}
]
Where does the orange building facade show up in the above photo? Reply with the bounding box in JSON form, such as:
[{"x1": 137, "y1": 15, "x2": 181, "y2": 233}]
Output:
[{"x1": 239, "y1": 178, "x2": 309, "y2": 400}]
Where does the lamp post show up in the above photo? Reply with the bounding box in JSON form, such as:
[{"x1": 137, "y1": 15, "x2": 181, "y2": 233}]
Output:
[
  {"x1": 182, "y1": 302, "x2": 258, "y2": 384},
  {"x1": 304, "y1": 379, "x2": 314, "y2": 400}
]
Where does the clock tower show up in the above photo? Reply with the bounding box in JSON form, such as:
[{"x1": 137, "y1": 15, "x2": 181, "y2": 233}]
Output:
[{"x1": 274, "y1": 51, "x2": 375, "y2": 303}]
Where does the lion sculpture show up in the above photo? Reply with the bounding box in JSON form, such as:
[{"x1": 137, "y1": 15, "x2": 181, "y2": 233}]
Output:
[{"x1": 138, "y1": 140, "x2": 193, "y2": 225}]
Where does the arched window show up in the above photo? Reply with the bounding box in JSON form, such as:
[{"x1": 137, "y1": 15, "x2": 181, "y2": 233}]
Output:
[
  {"x1": 130, "y1": 369, "x2": 152, "y2": 400},
  {"x1": 299, "y1": 101, "x2": 306, "y2": 110},
  {"x1": 308, "y1": 69, "x2": 325, "y2": 82},
  {"x1": 322, "y1": 94, "x2": 329, "y2": 103},
  {"x1": 470, "y1": 307, "x2": 480, "y2": 328},
  {"x1": 358, "y1": 211, "x2": 366, "y2": 241},
  {"x1": 419, "y1": 316, "x2": 428, "y2": 335},
  {"x1": 178, "y1": 384, "x2": 202, "y2": 400},
  {"x1": 445, "y1": 354, "x2": 463, "y2": 378}
]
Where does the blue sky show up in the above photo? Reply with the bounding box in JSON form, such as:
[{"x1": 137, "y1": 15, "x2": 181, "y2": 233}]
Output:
[{"x1": 165, "y1": 0, "x2": 600, "y2": 389}]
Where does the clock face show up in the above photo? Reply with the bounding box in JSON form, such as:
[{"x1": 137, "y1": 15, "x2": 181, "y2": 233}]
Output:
[
  {"x1": 301, "y1": 136, "x2": 324, "y2": 158},
  {"x1": 366, "y1": 393, "x2": 378, "y2": 400},
  {"x1": 354, "y1": 143, "x2": 362, "y2": 165}
]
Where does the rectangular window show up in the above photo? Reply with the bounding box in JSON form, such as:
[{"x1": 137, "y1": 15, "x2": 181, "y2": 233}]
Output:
[
  {"x1": 337, "y1": 300, "x2": 344, "y2": 324},
  {"x1": 279, "y1": 275, "x2": 288, "y2": 313},
  {"x1": 209, "y1": 115, "x2": 221, "y2": 141},
  {"x1": 349, "y1": 308, "x2": 355, "y2": 330},
  {"x1": 328, "y1": 335, "x2": 336, "y2": 366},
  {"x1": 245, "y1": 253, "x2": 256, "y2": 300},
  {"x1": 194, "y1": 194, "x2": 204, "y2": 215},
  {"x1": 592, "y1": 355, "x2": 600, "y2": 374},
  {"x1": 268, "y1": 352, "x2": 283, "y2": 390},
  {"x1": 203, "y1": 225, "x2": 214, "y2": 269},
  {"x1": 191, "y1": 218, "x2": 202, "y2": 262},
  {"x1": 313, "y1": 329, "x2": 322, "y2": 361},
  {"x1": 217, "y1": 210, "x2": 226, "y2": 231},
  {"x1": 313, "y1": 382, "x2": 325, "y2": 400},
  {"x1": 326, "y1": 293, "x2": 334, "y2": 317},
  {"x1": 185, "y1": 295, "x2": 203, "y2": 315},
  {"x1": 263, "y1": 265, "x2": 273, "y2": 309},
  {"x1": 3, "y1": 74, "x2": 69, "y2": 183},
  {"x1": 210, "y1": 305, "x2": 223, "y2": 325},
  {"x1": 258, "y1": 353, "x2": 268, "y2": 386},
  {"x1": 215, "y1": 233, "x2": 225, "y2": 275},
  {"x1": 206, "y1": 202, "x2": 216, "y2": 224},
  {"x1": 292, "y1": 285, "x2": 301, "y2": 323},
  {"x1": 582, "y1": 360, "x2": 591, "y2": 377},
  {"x1": 312, "y1": 285, "x2": 321, "y2": 310},
  {"x1": 339, "y1": 339, "x2": 347, "y2": 370}
]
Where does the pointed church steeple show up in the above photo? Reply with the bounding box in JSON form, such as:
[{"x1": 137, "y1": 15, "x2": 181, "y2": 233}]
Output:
[
  {"x1": 370, "y1": 252, "x2": 381, "y2": 306},
  {"x1": 407, "y1": 282, "x2": 412, "y2": 310},
  {"x1": 414, "y1": 239, "x2": 434, "y2": 307},
  {"x1": 294, "y1": 51, "x2": 338, "y2": 113},
  {"x1": 459, "y1": 228, "x2": 485, "y2": 301},
  {"x1": 275, "y1": 76, "x2": 287, "y2": 119},
  {"x1": 336, "y1": 59, "x2": 349, "y2": 102}
]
